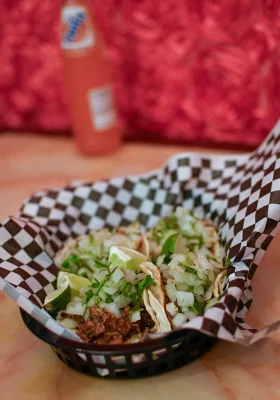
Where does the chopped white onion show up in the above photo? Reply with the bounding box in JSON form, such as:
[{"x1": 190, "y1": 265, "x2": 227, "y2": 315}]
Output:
[
  {"x1": 125, "y1": 270, "x2": 136, "y2": 283},
  {"x1": 166, "y1": 302, "x2": 178, "y2": 317},
  {"x1": 113, "y1": 294, "x2": 131, "y2": 309},
  {"x1": 176, "y1": 282, "x2": 189, "y2": 291},
  {"x1": 193, "y1": 285, "x2": 204, "y2": 295},
  {"x1": 166, "y1": 279, "x2": 177, "y2": 302},
  {"x1": 111, "y1": 267, "x2": 125, "y2": 284},
  {"x1": 130, "y1": 310, "x2": 141, "y2": 322},
  {"x1": 135, "y1": 273, "x2": 146, "y2": 282},
  {"x1": 172, "y1": 313, "x2": 187, "y2": 328},
  {"x1": 95, "y1": 269, "x2": 108, "y2": 281},
  {"x1": 204, "y1": 283, "x2": 214, "y2": 301},
  {"x1": 105, "y1": 302, "x2": 121, "y2": 317},
  {"x1": 87, "y1": 296, "x2": 96, "y2": 307},
  {"x1": 79, "y1": 287, "x2": 89, "y2": 297},
  {"x1": 60, "y1": 318, "x2": 78, "y2": 329},
  {"x1": 181, "y1": 272, "x2": 202, "y2": 286},
  {"x1": 183, "y1": 310, "x2": 197, "y2": 320},
  {"x1": 157, "y1": 255, "x2": 165, "y2": 266},
  {"x1": 103, "y1": 284, "x2": 119, "y2": 295},
  {"x1": 78, "y1": 236, "x2": 90, "y2": 251},
  {"x1": 176, "y1": 291, "x2": 194, "y2": 308},
  {"x1": 66, "y1": 302, "x2": 86, "y2": 315},
  {"x1": 98, "y1": 290, "x2": 107, "y2": 302}
]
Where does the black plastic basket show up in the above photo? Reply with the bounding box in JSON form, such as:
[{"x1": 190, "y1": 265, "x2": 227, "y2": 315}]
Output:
[{"x1": 20, "y1": 308, "x2": 216, "y2": 379}]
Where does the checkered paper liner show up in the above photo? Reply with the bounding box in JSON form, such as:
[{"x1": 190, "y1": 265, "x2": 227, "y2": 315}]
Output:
[{"x1": 1, "y1": 120, "x2": 280, "y2": 351}]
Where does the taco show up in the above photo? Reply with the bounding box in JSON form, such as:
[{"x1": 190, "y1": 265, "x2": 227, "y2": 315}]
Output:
[
  {"x1": 45, "y1": 223, "x2": 166, "y2": 344},
  {"x1": 146, "y1": 208, "x2": 228, "y2": 329}
]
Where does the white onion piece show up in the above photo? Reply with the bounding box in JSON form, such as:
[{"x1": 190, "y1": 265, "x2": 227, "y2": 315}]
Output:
[
  {"x1": 111, "y1": 267, "x2": 124, "y2": 284},
  {"x1": 103, "y1": 285, "x2": 118, "y2": 295},
  {"x1": 60, "y1": 318, "x2": 78, "y2": 329},
  {"x1": 166, "y1": 302, "x2": 178, "y2": 317},
  {"x1": 105, "y1": 303, "x2": 121, "y2": 317},
  {"x1": 166, "y1": 280, "x2": 177, "y2": 302},
  {"x1": 113, "y1": 294, "x2": 131, "y2": 309},
  {"x1": 131, "y1": 310, "x2": 141, "y2": 322},
  {"x1": 66, "y1": 302, "x2": 86, "y2": 316},
  {"x1": 176, "y1": 291, "x2": 194, "y2": 308},
  {"x1": 183, "y1": 310, "x2": 197, "y2": 320},
  {"x1": 172, "y1": 313, "x2": 187, "y2": 328},
  {"x1": 125, "y1": 270, "x2": 136, "y2": 283}
]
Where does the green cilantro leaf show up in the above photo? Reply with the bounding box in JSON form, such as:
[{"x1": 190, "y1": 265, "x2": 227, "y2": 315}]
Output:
[
  {"x1": 85, "y1": 289, "x2": 94, "y2": 303},
  {"x1": 189, "y1": 298, "x2": 206, "y2": 315},
  {"x1": 206, "y1": 254, "x2": 219, "y2": 263},
  {"x1": 70, "y1": 254, "x2": 79, "y2": 263},
  {"x1": 94, "y1": 260, "x2": 108, "y2": 269},
  {"x1": 225, "y1": 257, "x2": 231, "y2": 266},
  {"x1": 91, "y1": 279, "x2": 100, "y2": 288},
  {"x1": 151, "y1": 255, "x2": 158, "y2": 264},
  {"x1": 184, "y1": 266, "x2": 197, "y2": 274},
  {"x1": 198, "y1": 234, "x2": 204, "y2": 248},
  {"x1": 62, "y1": 260, "x2": 69, "y2": 269},
  {"x1": 139, "y1": 275, "x2": 156, "y2": 290},
  {"x1": 184, "y1": 252, "x2": 194, "y2": 268}
]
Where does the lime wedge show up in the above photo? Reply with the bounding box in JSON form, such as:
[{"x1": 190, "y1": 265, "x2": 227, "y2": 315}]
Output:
[
  {"x1": 57, "y1": 271, "x2": 91, "y2": 299},
  {"x1": 44, "y1": 285, "x2": 71, "y2": 313},
  {"x1": 109, "y1": 246, "x2": 147, "y2": 270}
]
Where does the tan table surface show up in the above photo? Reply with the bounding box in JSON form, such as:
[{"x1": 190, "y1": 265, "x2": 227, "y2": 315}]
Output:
[{"x1": 1, "y1": 133, "x2": 280, "y2": 400}]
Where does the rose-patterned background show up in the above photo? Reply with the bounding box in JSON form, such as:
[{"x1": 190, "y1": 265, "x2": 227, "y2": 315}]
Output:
[{"x1": 1, "y1": 0, "x2": 279, "y2": 148}]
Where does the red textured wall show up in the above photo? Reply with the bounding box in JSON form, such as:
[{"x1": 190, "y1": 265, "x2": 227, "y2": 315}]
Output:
[{"x1": 1, "y1": 0, "x2": 280, "y2": 148}]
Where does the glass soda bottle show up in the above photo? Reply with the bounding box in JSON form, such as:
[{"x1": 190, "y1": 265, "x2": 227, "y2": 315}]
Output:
[{"x1": 60, "y1": 0, "x2": 121, "y2": 155}]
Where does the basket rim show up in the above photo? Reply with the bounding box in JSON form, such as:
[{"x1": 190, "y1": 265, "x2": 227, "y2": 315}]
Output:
[{"x1": 20, "y1": 308, "x2": 214, "y2": 355}]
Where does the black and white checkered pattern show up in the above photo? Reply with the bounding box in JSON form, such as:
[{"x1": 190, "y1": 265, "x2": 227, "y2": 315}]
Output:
[{"x1": 1, "y1": 120, "x2": 280, "y2": 346}]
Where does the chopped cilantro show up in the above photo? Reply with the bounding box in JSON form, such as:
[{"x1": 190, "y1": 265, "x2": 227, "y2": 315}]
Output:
[
  {"x1": 70, "y1": 254, "x2": 79, "y2": 263},
  {"x1": 85, "y1": 289, "x2": 94, "y2": 303},
  {"x1": 151, "y1": 255, "x2": 158, "y2": 264},
  {"x1": 206, "y1": 254, "x2": 219, "y2": 263},
  {"x1": 91, "y1": 279, "x2": 100, "y2": 288},
  {"x1": 163, "y1": 254, "x2": 172, "y2": 264},
  {"x1": 198, "y1": 234, "x2": 204, "y2": 247},
  {"x1": 139, "y1": 275, "x2": 156, "y2": 290},
  {"x1": 105, "y1": 294, "x2": 113, "y2": 304},
  {"x1": 95, "y1": 267, "x2": 117, "y2": 295},
  {"x1": 62, "y1": 260, "x2": 69, "y2": 269},
  {"x1": 151, "y1": 214, "x2": 179, "y2": 244},
  {"x1": 184, "y1": 252, "x2": 194, "y2": 267},
  {"x1": 225, "y1": 257, "x2": 231, "y2": 266},
  {"x1": 94, "y1": 260, "x2": 108, "y2": 269},
  {"x1": 189, "y1": 298, "x2": 206, "y2": 315},
  {"x1": 189, "y1": 220, "x2": 196, "y2": 232},
  {"x1": 184, "y1": 266, "x2": 197, "y2": 274},
  {"x1": 120, "y1": 275, "x2": 156, "y2": 311}
]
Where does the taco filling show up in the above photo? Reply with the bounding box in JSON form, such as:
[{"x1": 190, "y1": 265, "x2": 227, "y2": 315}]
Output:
[
  {"x1": 45, "y1": 223, "x2": 163, "y2": 344},
  {"x1": 44, "y1": 209, "x2": 228, "y2": 344},
  {"x1": 147, "y1": 207, "x2": 228, "y2": 328}
]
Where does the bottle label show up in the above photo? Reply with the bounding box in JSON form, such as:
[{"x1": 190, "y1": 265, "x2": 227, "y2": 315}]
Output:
[
  {"x1": 88, "y1": 86, "x2": 117, "y2": 132},
  {"x1": 61, "y1": 5, "x2": 94, "y2": 50}
]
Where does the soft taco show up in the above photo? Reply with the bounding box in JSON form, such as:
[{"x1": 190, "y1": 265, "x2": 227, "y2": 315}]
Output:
[
  {"x1": 44, "y1": 223, "x2": 167, "y2": 344},
  {"x1": 146, "y1": 208, "x2": 228, "y2": 329}
]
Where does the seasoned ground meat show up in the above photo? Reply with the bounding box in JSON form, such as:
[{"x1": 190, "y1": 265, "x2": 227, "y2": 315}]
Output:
[{"x1": 74, "y1": 306, "x2": 155, "y2": 344}]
